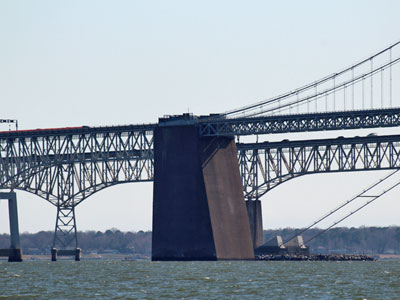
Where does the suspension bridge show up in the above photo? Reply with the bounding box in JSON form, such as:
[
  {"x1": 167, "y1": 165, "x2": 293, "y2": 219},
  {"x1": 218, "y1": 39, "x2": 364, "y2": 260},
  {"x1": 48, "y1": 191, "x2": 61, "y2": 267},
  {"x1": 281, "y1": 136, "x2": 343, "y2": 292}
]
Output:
[{"x1": 1, "y1": 40, "x2": 400, "y2": 261}]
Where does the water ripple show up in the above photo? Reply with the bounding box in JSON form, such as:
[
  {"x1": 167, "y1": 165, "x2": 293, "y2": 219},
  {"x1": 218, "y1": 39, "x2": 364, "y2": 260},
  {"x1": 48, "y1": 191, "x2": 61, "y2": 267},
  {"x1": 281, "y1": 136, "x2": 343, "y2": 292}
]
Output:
[{"x1": 0, "y1": 260, "x2": 399, "y2": 299}]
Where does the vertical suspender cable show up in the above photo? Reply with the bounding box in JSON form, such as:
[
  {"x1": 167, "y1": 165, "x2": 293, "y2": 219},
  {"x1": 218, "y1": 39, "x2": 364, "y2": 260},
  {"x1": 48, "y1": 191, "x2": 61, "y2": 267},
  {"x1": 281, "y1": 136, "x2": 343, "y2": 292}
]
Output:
[
  {"x1": 390, "y1": 47, "x2": 393, "y2": 107},
  {"x1": 278, "y1": 99, "x2": 281, "y2": 114},
  {"x1": 352, "y1": 68, "x2": 355, "y2": 109},
  {"x1": 381, "y1": 68, "x2": 384, "y2": 108},
  {"x1": 371, "y1": 58, "x2": 374, "y2": 108},
  {"x1": 221, "y1": 40, "x2": 400, "y2": 119},
  {"x1": 315, "y1": 85, "x2": 318, "y2": 112},
  {"x1": 325, "y1": 92, "x2": 328, "y2": 111},
  {"x1": 333, "y1": 76, "x2": 336, "y2": 110},
  {"x1": 362, "y1": 77, "x2": 365, "y2": 109}
]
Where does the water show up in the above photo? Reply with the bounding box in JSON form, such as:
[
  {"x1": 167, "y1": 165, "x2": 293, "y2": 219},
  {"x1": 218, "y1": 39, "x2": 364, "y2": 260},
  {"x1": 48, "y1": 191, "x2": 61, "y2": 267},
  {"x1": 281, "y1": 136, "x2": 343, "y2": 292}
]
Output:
[{"x1": 1, "y1": 260, "x2": 399, "y2": 299}]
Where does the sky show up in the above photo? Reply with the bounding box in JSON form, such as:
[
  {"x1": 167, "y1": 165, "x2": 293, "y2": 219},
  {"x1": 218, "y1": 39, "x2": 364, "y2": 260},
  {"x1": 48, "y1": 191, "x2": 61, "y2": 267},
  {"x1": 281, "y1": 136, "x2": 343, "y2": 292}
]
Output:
[{"x1": 1, "y1": 0, "x2": 400, "y2": 234}]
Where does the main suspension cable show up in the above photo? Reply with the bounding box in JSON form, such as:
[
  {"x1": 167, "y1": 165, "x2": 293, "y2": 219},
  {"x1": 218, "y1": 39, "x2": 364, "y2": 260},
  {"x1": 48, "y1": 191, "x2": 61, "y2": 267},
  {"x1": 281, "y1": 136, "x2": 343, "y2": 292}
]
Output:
[
  {"x1": 283, "y1": 169, "x2": 400, "y2": 245},
  {"x1": 305, "y1": 179, "x2": 400, "y2": 244},
  {"x1": 220, "y1": 40, "x2": 400, "y2": 119},
  {"x1": 305, "y1": 173, "x2": 400, "y2": 243}
]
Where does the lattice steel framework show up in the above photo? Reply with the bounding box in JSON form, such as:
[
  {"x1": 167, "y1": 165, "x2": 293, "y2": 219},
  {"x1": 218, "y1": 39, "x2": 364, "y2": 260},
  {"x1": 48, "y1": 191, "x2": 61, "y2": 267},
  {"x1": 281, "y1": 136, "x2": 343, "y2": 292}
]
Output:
[
  {"x1": 0, "y1": 124, "x2": 155, "y2": 249},
  {"x1": 3, "y1": 121, "x2": 400, "y2": 250},
  {"x1": 238, "y1": 134, "x2": 400, "y2": 200},
  {"x1": 199, "y1": 108, "x2": 400, "y2": 136}
]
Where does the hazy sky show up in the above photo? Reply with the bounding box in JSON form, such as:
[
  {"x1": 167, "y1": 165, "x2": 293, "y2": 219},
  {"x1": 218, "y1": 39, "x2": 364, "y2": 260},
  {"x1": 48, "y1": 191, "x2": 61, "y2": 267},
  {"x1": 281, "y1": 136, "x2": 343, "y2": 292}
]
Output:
[{"x1": 1, "y1": 0, "x2": 400, "y2": 234}]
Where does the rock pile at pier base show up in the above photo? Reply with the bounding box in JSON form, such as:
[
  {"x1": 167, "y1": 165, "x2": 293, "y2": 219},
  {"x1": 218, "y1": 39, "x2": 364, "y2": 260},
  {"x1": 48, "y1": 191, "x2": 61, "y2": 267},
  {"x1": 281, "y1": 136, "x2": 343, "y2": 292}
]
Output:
[{"x1": 256, "y1": 254, "x2": 375, "y2": 261}]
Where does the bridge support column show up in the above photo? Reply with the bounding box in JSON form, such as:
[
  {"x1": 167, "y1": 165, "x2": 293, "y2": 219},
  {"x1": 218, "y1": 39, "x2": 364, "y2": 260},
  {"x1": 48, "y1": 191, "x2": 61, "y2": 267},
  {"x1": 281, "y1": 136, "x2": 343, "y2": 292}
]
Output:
[
  {"x1": 51, "y1": 248, "x2": 81, "y2": 261},
  {"x1": 245, "y1": 199, "x2": 264, "y2": 249},
  {"x1": 52, "y1": 203, "x2": 80, "y2": 261},
  {"x1": 152, "y1": 123, "x2": 254, "y2": 260},
  {"x1": 0, "y1": 192, "x2": 23, "y2": 262}
]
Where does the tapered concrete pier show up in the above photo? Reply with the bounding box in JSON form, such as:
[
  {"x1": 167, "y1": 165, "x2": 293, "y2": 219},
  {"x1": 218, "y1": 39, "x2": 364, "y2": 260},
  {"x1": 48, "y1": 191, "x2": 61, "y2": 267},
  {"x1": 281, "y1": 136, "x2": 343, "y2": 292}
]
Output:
[{"x1": 152, "y1": 115, "x2": 254, "y2": 261}]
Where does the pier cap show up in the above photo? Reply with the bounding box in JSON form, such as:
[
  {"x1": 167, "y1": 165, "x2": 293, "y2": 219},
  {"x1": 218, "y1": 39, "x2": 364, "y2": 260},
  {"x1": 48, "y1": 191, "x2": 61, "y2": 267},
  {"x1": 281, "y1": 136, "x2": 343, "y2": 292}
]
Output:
[{"x1": 158, "y1": 113, "x2": 223, "y2": 127}]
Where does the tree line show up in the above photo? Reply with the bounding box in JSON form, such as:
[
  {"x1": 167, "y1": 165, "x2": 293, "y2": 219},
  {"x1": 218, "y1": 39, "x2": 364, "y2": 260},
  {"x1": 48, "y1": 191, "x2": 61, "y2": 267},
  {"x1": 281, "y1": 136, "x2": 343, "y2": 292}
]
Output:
[
  {"x1": 0, "y1": 226, "x2": 399, "y2": 255},
  {"x1": 0, "y1": 229, "x2": 151, "y2": 256}
]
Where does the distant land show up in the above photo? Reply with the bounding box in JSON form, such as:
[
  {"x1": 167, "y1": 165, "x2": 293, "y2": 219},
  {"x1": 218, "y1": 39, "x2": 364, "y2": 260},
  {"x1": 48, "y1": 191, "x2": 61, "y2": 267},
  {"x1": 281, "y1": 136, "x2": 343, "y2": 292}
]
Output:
[
  {"x1": 264, "y1": 227, "x2": 400, "y2": 256},
  {"x1": 1, "y1": 227, "x2": 399, "y2": 258}
]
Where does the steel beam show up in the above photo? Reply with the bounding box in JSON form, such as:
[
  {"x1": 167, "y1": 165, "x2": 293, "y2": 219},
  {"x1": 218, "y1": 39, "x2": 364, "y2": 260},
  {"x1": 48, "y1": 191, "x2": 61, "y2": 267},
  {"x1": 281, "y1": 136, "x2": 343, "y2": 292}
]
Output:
[{"x1": 199, "y1": 108, "x2": 400, "y2": 136}]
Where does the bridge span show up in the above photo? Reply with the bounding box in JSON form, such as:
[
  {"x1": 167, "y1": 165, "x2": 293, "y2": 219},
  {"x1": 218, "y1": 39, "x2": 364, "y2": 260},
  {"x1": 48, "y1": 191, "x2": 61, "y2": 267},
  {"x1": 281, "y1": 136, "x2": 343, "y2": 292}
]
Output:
[
  {"x1": 1, "y1": 108, "x2": 398, "y2": 207},
  {"x1": 239, "y1": 133, "x2": 400, "y2": 199},
  {"x1": 2, "y1": 118, "x2": 400, "y2": 259},
  {"x1": 2, "y1": 40, "x2": 400, "y2": 260}
]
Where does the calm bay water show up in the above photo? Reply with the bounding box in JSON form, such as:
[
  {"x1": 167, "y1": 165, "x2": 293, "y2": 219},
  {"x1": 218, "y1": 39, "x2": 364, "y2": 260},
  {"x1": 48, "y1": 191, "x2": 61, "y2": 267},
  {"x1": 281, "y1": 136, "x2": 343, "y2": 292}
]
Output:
[{"x1": 0, "y1": 260, "x2": 399, "y2": 299}]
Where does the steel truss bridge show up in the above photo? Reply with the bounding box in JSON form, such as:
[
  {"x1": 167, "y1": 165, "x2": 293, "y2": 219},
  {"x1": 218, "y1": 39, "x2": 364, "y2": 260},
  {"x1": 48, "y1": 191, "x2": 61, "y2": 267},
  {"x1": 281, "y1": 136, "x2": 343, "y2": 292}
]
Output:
[
  {"x1": 200, "y1": 108, "x2": 400, "y2": 136},
  {"x1": 2, "y1": 40, "x2": 400, "y2": 250},
  {"x1": 238, "y1": 134, "x2": 400, "y2": 200},
  {"x1": 0, "y1": 125, "x2": 155, "y2": 248},
  {"x1": 2, "y1": 111, "x2": 400, "y2": 249}
]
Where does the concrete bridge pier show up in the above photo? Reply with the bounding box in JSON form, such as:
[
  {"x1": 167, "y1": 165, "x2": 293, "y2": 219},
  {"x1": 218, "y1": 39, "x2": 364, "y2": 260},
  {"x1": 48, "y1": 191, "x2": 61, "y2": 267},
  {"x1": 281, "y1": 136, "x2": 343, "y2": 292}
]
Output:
[
  {"x1": 152, "y1": 116, "x2": 254, "y2": 261},
  {"x1": 246, "y1": 199, "x2": 264, "y2": 249},
  {"x1": 0, "y1": 192, "x2": 23, "y2": 262},
  {"x1": 51, "y1": 248, "x2": 81, "y2": 261}
]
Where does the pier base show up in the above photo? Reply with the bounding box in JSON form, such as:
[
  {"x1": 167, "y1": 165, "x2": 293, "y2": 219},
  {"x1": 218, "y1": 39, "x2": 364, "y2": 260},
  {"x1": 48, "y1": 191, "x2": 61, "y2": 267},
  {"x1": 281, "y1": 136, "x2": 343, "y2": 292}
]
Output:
[
  {"x1": 0, "y1": 248, "x2": 23, "y2": 262},
  {"x1": 51, "y1": 248, "x2": 81, "y2": 261}
]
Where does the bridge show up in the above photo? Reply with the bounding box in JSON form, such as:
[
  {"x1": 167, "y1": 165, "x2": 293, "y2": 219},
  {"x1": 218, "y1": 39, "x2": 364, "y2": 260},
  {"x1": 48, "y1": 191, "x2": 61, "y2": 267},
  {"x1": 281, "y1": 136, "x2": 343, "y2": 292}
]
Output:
[{"x1": 1, "y1": 40, "x2": 400, "y2": 261}]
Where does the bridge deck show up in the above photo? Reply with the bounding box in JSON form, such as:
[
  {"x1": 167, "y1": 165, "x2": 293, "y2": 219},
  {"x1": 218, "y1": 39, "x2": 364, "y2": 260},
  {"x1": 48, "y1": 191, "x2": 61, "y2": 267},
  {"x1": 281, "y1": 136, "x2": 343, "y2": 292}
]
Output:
[
  {"x1": 237, "y1": 133, "x2": 400, "y2": 150},
  {"x1": 200, "y1": 108, "x2": 400, "y2": 136},
  {"x1": 0, "y1": 123, "x2": 157, "y2": 139}
]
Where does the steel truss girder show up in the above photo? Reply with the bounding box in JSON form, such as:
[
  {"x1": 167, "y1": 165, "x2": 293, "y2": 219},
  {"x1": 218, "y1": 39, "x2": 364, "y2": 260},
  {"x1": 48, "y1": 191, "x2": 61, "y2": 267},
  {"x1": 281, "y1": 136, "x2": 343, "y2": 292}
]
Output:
[
  {"x1": 237, "y1": 134, "x2": 400, "y2": 199},
  {"x1": 0, "y1": 126, "x2": 154, "y2": 206},
  {"x1": 3, "y1": 122, "x2": 400, "y2": 207},
  {"x1": 199, "y1": 108, "x2": 400, "y2": 136}
]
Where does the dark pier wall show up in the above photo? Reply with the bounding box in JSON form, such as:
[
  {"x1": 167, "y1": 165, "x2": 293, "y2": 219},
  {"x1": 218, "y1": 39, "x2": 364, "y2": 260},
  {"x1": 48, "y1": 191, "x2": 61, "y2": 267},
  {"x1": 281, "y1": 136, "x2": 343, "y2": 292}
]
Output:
[
  {"x1": 246, "y1": 200, "x2": 264, "y2": 249},
  {"x1": 152, "y1": 125, "x2": 254, "y2": 260},
  {"x1": 152, "y1": 126, "x2": 215, "y2": 260}
]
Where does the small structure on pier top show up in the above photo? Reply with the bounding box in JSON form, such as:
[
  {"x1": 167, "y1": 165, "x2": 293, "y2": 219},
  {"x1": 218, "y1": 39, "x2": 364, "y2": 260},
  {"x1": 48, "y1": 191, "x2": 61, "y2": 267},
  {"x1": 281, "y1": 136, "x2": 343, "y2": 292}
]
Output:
[{"x1": 254, "y1": 235, "x2": 309, "y2": 256}]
